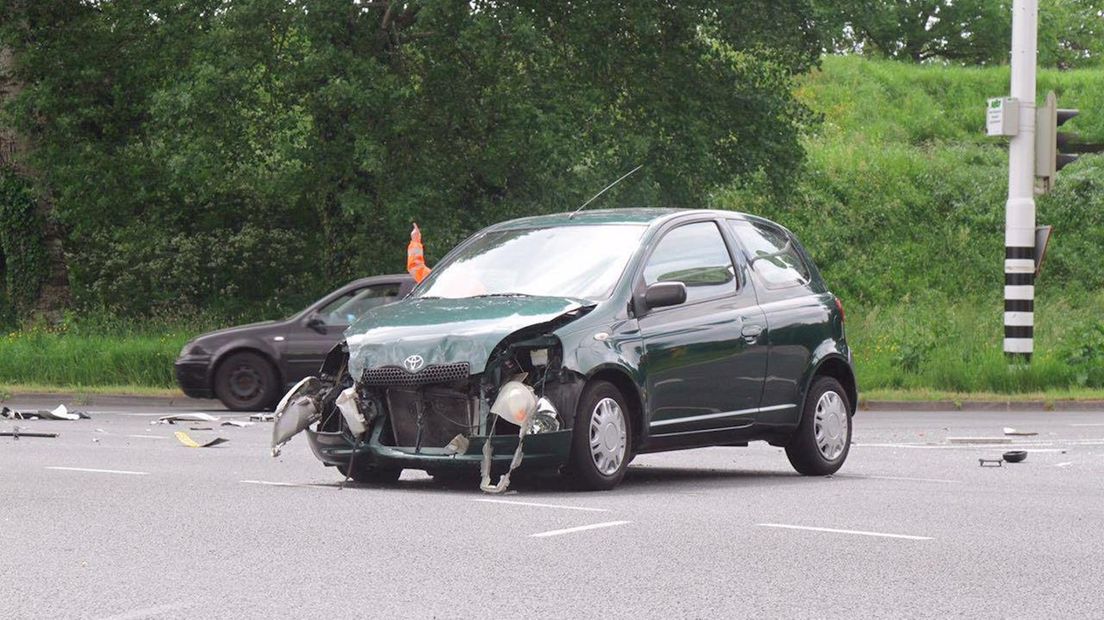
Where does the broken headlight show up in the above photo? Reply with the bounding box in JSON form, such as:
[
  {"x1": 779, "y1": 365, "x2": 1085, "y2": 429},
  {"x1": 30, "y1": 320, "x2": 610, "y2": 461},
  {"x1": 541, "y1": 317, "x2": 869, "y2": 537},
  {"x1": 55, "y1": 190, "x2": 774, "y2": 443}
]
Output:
[{"x1": 530, "y1": 397, "x2": 561, "y2": 434}]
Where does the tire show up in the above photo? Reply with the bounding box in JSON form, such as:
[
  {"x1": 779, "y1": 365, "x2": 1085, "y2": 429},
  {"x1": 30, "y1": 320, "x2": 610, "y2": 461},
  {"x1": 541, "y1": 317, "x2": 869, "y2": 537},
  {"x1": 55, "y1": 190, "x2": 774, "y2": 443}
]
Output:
[
  {"x1": 338, "y1": 461, "x2": 402, "y2": 484},
  {"x1": 568, "y1": 380, "x2": 632, "y2": 491},
  {"x1": 786, "y1": 376, "x2": 852, "y2": 476},
  {"x1": 214, "y1": 351, "x2": 280, "y2": 411}
]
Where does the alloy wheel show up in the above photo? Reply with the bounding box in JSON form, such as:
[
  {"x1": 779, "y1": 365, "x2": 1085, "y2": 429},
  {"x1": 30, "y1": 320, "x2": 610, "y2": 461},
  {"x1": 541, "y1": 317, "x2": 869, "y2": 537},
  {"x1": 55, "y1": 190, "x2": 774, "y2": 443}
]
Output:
[
  {"x1": 589, "y1": 397, "x2": 627, "y2": 475},
  {"x1": 813, "y1": 390, "x2": 848, "y2": 461}
]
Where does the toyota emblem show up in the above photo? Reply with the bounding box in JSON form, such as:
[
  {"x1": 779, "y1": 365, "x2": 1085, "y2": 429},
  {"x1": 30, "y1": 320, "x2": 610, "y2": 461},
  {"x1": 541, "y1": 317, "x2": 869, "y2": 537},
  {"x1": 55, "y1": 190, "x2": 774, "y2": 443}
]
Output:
[{"x1": 403, "y1": 355, "x2": 425, "y2": 372}]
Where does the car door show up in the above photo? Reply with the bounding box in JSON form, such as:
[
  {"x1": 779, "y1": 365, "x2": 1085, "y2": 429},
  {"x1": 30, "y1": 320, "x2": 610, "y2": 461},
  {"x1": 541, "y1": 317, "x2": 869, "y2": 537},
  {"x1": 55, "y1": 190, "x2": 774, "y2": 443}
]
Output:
[
  {"x1": 636, "y1": 220, "x2": 768, "y2": 437},
  {"x1": 283, "y1": 282, "x2": 402, "y2": 381},
  {"x1": 727, "y1": 219, "x2": 827, "y2": 427}
]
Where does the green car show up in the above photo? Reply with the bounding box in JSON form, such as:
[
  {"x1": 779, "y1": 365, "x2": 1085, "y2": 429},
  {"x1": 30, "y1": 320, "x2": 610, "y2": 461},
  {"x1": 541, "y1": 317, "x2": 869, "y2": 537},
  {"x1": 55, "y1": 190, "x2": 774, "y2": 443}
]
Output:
[{"x1": 271, "y1": 208, "x2": 855, "y2": 491}]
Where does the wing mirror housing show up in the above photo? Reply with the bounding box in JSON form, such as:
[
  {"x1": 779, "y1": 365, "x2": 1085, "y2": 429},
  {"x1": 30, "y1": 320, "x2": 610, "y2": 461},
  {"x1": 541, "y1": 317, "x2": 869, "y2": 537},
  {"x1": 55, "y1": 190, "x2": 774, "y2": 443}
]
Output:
[
  {"x1": 305, "y1": 315, "x2": 327, "y2": 334},
  {"x1": 643, "y1": 281, "x2": 687, "y2": 311}
]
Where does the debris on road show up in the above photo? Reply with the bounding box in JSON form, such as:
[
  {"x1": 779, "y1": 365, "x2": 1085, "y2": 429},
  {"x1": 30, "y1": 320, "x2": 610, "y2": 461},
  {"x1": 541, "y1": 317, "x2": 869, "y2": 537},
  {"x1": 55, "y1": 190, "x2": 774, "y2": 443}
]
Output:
[
  {"x1": 1, "y1": 426, "x2": 59, "y2": 439},
  {"x1": 174, "y1": 431, "x2": 229, "y2": 448},
  {"x1": 221, "y1": 420, "x2": 254, "y2": 428},
  {"x1": 1003, "y1": 427, "x2": 1038, "y2": 436},
  {"x1": 189, "y1": 426, "x2": 214, "y2": 431},
  {"x1": 249, "y1": 412, "x2": 275, "y2": 422},
  {"x1": 1, "y1": 404, "x2": 91, "y2": 420},
  {"x1": 948, "y1": 437, "x2": 1012, "y2": 444},
  {"x1": 1003, "y1": 450, "x2": 1028, "y2": 463},
  {"x1": 153, "y1": 413, "x2": 220, "y2": 425},
  {"x1": 979, "y1": 458, "x2": 1003, "y2": 467}
]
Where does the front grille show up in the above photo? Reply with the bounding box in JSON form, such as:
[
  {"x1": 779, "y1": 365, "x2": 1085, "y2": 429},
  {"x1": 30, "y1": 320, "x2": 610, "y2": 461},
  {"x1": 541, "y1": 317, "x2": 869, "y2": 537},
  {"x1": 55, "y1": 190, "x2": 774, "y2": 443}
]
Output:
[{"x1": 360, "y1": 362, "x2": 471, "y2": 387}]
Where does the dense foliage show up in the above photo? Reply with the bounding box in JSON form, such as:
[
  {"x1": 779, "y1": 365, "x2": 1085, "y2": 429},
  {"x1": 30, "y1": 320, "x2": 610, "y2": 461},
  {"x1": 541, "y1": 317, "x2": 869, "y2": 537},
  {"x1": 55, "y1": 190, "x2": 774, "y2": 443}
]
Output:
[{"x1": 0, "y1": 0, "x2": 824, "y2": 320}]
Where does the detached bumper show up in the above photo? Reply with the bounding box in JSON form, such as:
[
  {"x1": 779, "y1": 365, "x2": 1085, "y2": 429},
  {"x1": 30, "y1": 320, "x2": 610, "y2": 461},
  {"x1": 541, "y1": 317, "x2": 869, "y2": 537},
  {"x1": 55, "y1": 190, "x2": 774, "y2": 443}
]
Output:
[
  {"x1": 174, "y1": 358, "x2": 213, "y2": 399},
  {"x1": 306, "y1": 424, "x2": 573, "y2": 473}
]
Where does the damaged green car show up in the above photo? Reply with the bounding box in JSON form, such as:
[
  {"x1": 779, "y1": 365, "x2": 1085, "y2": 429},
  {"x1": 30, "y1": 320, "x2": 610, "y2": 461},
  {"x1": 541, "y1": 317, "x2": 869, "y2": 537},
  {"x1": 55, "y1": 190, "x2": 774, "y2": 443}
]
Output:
[{"x1": 271, "y1": 209, "x2": 856, "y2": 491}]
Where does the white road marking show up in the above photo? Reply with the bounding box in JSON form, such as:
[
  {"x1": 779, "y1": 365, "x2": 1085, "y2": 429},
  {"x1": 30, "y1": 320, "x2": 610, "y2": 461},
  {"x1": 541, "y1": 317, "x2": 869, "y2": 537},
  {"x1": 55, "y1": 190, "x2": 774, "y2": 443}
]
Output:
[
  {"x1": 47, "y1": 467, "x2": 149, "y2": 476},
  {"x1": 756, "y1": 523, "x2": 932, "y2": 541},
  {"x1": 239, "y1": 480, "x2": 330, "y2": 489},
  {"x1": 530, "y1": 520, "x2": 632, "y2": 538},
  {"x1": 98, "y1": 601, "x2": 189, "y2": 620},
  {"x1": 473, "y1": 498, "x2": 609, "y2": 512},
  {"x1": 849, "y1": 474, "x2": 961, "y2": 484},
  {"x1": 1055, "y1": 462, "x2": 1073, "y2": 468},
  {"x1": 1069, "y1": 423, "x2": 1104, "y2": 427}
]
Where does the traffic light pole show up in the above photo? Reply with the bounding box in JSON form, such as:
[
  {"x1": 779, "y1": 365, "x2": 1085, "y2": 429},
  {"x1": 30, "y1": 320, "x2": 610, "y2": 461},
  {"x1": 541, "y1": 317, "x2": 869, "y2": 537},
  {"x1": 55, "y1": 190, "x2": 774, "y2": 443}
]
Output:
[{"x1": 1004, "y1": 0, "x2": 1038, "y2": 360}]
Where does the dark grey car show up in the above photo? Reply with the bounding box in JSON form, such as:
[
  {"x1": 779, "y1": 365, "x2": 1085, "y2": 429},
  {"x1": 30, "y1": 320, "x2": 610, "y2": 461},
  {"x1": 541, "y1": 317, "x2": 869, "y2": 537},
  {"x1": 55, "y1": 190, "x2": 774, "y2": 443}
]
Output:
[{"x1": 175, "y1": 274, "x2": 414, "y2": 410}]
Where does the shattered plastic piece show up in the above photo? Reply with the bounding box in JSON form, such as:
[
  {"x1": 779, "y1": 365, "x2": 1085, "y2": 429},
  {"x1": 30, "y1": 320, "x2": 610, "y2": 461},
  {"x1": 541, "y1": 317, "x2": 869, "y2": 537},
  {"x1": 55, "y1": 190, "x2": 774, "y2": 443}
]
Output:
[
  {"x1": 153, "y1": 412, "x2": 220, "y2": 425},
  {"x1": 2, "y1": 405, "x2": 90, "y2": 420},
  {"x1": 46, "y1": 405, "x2": 80, "y2": 421},
  {"x1": 978, "y1": 458, "x2": 1003, "y2": 467},
  {"x1": 220, "y1": 420, "x2": 254, "y2": 428},
  {"x1": 174, "y1": 431, "x2": 229, "y2": 448},
  {"x1": 1003, "y1": 427, "x2": 1038, "y2": 436},
  {"x1": 1003, "y1": 450, "x2": 1028, "y2": 463},
  {"x1": 444, "y1": 434, "x2": 470, "y2": 455},
  {"x1": 249, "y1": 412, "x2": 275, "y2": 422},
  {"x1": 489, "y1": 380, "x2": 538, "y2": 426},
  {"x1": 335, "y1": 386, "x2": 368, "y2": 439},
  {"x1": 270, "y1": 377, "x2": 323, "y2": 457}
]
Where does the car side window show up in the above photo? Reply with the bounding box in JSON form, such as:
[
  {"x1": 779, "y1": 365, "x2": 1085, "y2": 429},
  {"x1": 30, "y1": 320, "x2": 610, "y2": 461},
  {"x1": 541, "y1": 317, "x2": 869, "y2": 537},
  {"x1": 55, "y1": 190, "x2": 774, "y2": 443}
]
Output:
[
  {"x1": 643, "y1": 222, "x2": 736, "y2": 304},
  {"x1": 729, "y1": 220, "x2": 810, "y2": 289},
  {"x1": 326, "y1": 285, "x2": 400, "y2": 324}
]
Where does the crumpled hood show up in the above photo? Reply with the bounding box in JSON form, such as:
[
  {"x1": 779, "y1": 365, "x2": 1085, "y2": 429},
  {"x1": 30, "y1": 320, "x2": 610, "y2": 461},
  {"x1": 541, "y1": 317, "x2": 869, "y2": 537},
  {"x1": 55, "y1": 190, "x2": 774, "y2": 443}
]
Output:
[{"x1": 344, "y1": 296, "x2": 590, "y2": 379}]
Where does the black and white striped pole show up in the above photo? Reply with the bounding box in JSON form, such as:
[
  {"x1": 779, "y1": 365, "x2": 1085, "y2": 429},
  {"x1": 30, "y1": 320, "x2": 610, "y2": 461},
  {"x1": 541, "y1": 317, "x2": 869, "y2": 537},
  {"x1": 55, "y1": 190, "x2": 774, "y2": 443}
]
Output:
[{"x1": 1003, "y1": 0, "x2": 1038, "y2": 361}]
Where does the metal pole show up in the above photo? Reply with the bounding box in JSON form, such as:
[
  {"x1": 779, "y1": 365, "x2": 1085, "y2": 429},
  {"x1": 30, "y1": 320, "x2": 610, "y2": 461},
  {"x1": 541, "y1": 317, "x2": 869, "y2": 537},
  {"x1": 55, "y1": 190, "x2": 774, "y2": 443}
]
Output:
[{"x1": 1004, "y1": 0, "x2": 1038, "y2": 360}]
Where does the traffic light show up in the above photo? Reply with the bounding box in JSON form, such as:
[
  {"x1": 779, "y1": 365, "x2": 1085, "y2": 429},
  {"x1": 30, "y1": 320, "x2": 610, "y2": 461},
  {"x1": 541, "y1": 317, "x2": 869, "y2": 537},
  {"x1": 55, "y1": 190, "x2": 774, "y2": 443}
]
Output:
[{"x1": 1035, "y1": 90, "x2": 1079, "y2": 193}]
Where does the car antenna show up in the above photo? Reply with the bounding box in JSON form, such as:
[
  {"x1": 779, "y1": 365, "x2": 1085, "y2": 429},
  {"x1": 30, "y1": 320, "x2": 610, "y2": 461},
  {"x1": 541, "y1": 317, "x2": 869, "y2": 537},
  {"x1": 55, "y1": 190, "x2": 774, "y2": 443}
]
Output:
[{"x1": 568, "y1": 164, "x2": 643, "y2": 219}]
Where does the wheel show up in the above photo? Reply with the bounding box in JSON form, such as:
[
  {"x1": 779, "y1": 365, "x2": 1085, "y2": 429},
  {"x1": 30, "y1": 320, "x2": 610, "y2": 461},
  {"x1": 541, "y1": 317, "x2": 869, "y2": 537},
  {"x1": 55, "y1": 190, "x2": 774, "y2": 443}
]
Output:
[
  {"x1": 338, "y1": 461, "x2": 402, "y2": 484},
  {"x1": 214, "y1": 351, "x2": 280, "y2": 411},
  {"x1": 568, "y1": 380, "x2": 632, "y2": 491},
  {"x1": 786, "y1": 376, "x2": 852, "y2": 476}
]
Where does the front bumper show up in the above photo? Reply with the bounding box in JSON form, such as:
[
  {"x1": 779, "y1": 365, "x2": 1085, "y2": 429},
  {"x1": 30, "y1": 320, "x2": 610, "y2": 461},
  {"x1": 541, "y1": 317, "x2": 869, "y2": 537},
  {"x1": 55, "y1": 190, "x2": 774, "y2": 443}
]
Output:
[
  {"x1": 306, "y1": 421, "x2": 573, "y2": 474},
  {"x1": 174, "y1": 358, "x2": 213, "y2": 399}
]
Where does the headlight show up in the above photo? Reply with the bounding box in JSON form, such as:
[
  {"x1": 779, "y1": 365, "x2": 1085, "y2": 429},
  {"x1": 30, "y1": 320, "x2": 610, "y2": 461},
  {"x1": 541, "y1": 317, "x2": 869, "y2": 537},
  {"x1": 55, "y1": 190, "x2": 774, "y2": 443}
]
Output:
[{"x1": 180, "y1": 342, "x2": 209, "y2": 357}]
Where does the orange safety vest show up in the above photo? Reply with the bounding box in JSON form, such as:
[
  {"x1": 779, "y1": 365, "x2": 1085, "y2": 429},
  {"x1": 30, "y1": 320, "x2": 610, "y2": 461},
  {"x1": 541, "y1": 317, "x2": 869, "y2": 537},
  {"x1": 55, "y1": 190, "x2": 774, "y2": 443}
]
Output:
[{"x1": 407, "y1": 223, "x2": 431, "y2": 283}]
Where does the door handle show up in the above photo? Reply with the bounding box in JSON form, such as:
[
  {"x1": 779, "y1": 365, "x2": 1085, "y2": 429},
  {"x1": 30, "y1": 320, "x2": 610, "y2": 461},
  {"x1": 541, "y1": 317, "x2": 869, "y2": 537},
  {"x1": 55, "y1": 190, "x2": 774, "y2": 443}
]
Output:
[{"x1": 741, "y1": 324, "x2": 763, "y2": 343}]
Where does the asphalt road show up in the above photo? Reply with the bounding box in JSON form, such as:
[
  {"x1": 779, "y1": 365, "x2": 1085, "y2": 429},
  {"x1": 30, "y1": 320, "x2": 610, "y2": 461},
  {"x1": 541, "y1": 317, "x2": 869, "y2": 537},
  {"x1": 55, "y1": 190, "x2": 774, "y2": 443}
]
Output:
[{"x1": 2, "y1": 398, "x2": 1103, "y2": 619}]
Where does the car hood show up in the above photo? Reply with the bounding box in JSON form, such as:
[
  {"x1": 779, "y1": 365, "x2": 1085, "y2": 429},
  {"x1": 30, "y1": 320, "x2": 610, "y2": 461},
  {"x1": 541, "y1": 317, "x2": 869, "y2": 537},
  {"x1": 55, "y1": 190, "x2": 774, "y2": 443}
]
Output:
[
  {"x1": 194, "y1": 320, "x2": 281, "y2": 343},
  {"x1": 344, "y1": 296, "x2": 591, "y2": 379}
]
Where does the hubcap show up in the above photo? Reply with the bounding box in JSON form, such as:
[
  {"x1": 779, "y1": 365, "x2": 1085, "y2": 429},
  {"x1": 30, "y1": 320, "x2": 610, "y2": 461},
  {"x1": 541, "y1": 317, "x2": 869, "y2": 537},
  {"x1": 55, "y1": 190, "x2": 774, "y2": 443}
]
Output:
[
  {"x1": 229, "y1": 365, "x2": 262, "y2": 401},
  {"x1": 589, "y1": 397, "x2": 627, "y2": 476},
  {"x1": 814, "y1": 390, "x2": 848, "y2": 461}
]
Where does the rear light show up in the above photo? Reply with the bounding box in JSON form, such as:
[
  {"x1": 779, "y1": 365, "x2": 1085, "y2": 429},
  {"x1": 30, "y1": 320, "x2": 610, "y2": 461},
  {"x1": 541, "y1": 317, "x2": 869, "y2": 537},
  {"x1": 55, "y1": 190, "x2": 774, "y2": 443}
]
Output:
[{"x1": 834, "y1": 296, "x2": 845, "y2": 323}]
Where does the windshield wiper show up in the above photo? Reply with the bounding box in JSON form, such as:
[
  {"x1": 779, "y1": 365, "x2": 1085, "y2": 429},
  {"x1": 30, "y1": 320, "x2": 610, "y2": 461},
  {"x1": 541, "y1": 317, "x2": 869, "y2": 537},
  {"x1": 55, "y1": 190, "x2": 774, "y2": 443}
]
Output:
[{"x1": 472, "y1": 293, "x2": 534, "y2": 298}]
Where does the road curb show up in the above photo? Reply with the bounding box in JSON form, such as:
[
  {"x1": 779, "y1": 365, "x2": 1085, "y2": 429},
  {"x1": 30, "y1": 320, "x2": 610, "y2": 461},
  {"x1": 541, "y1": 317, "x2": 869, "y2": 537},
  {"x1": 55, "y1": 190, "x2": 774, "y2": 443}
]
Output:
[
  {"x1": 861, "y1": 399, "x2": 1104, "y2": 412},
  {"x1": 1, "y1": 390, "x2": 220, "y2": 410}
]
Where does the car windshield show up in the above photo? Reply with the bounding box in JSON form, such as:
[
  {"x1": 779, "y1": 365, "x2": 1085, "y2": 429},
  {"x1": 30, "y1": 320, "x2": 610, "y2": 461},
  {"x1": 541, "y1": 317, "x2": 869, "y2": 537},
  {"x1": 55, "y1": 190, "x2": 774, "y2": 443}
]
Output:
[{"x1": 415, "y1": 224, "x2": 646, "y2": 301}]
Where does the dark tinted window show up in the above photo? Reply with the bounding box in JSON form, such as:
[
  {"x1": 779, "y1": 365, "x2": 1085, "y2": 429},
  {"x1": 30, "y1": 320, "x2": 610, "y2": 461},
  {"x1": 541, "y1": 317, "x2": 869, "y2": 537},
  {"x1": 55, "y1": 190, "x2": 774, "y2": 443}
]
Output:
[
  {"x1": 643, "y1": 222, "x2": 736, "y2": 304},
  {"x1": 321, "y1": 284, "x2": 400, "y2": 324},
  {"x1": 729, "y1": 220, "x2": 810, "y2": 289}
]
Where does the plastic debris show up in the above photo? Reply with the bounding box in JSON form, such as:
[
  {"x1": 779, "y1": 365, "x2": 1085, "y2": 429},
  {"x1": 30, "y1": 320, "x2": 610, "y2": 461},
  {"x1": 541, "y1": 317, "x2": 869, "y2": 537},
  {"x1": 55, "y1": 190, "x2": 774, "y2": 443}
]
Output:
[
  {"x1": 335, "y1": 386, "x2": 368, "y2": 439},
  {"x1": 1003, "y1": 427, "x2": 1038, "y2": 436},
  {"x1": 153, "y1": 412, "x2": 220, "y2": 425},
  {"x1": 271, "y1": 377, "x2": 323, "y2": 457},
  {"x1": 1, "y1": 405, "x2": 90, "y2": 420},
  {"x1": 249, "y1": 412, "x2": 275, "y2": 422},
  {"x1": 979, "y1": 458, "x2": 1003, "y2": 467},
  {"x1": 444, "y1": 434, "x2": 470, "y2": 456},
  {"x1": 174, "y1": 431, "x2": 229, "y2": 448},
  {"x1": 220, "y1": 420, "x2": 254, "y2": 428},
  {"x1": 189, "y1": 426, "x2": 214, "y2": 431},
  {"x1": 1003, "y1": 450, "x2": 1028, "y2": 463}
]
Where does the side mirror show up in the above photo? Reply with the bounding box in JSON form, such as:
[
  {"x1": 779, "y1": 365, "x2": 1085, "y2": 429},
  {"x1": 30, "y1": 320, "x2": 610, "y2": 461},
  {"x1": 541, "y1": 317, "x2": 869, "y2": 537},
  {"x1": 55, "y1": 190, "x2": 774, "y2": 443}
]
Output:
[
  {"x1": 305, "y1": 315, "x2": 327, "y2": 334},
  {"x1": 643, "y1": 282, "x2": 687, "y2": 311}
]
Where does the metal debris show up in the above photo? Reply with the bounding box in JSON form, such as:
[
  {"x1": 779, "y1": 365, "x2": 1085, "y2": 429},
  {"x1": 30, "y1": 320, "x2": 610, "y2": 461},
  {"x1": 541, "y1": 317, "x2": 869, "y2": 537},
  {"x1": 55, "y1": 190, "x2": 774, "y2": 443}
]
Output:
[
  {"x1": 1, "y1": 426, "x2": 58, "y2": 439},
  {"x1": 444, "y1": 434, "x2": 470, "y2": 455},
  {"x1": 979, "y1": 458, "x2": 1003, "y2": 467},
  {"x1": 220, "y1": 420, "x2": 254, "y2": 428},
  {"x1": 153, "y1": 412, "x2": 220, "y2": 425},
  {"x1": 174, "y1": 431, "x2": 229, "y2": 448},
  {"x1": 249, "y1": 412, "x2": 275, "y2": 422}
]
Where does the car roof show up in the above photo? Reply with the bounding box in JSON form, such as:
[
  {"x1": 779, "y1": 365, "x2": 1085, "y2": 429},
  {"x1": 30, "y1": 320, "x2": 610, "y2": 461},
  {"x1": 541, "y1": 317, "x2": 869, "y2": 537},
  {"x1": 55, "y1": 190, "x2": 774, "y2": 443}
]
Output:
[{"x1": 486, "y1": 207, "x2": 758, "y2": 231}]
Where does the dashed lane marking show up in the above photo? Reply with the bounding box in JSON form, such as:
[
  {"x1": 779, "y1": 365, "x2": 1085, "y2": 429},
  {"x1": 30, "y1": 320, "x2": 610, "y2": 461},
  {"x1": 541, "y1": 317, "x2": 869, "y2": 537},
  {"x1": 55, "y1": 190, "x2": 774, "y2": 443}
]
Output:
[
  {"x1": 47, "y1": 466, "x2": 149, "y2": 476},
  {"x1": 531, "y1": 520, "x2": 632, "y2": 538},
  {"x1": 756, "y1": 523, "x2": 932, "y2": 541},
  {"x1": 474, "y1": 498, "x2": 610, "y2": 512}
]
